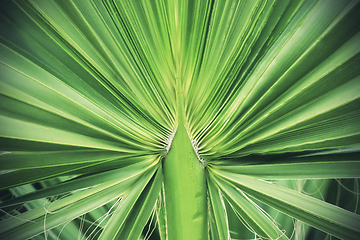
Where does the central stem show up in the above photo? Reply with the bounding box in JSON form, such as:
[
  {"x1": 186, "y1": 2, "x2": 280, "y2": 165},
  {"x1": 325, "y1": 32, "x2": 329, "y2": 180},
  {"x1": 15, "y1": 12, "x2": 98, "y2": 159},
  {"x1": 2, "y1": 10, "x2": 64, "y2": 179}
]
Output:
[{"x1": 162, "y1": 77, "x2": 207, "y2": 239}]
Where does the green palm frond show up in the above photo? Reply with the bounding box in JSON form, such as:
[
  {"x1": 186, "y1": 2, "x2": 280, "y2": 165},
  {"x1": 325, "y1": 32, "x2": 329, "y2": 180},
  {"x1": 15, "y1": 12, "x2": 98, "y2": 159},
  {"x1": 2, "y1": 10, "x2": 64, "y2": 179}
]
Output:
[{"x1": 1, "y1": 0, "x2": 360, "y2": 239}]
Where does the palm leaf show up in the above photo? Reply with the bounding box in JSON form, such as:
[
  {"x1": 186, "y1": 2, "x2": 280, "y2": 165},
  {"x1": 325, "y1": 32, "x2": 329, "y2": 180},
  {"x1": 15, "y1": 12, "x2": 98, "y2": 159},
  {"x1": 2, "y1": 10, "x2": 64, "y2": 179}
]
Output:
[{"x1": 1, "y1": 0, "x2": 359, "y2": 239}]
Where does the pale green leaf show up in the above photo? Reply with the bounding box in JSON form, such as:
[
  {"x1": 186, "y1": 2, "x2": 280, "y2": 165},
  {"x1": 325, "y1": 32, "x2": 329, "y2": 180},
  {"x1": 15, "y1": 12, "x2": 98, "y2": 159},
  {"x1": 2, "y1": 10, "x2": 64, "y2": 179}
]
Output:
[{"x1": 213, "y1": 168, "x2": 360, "y2": 240}]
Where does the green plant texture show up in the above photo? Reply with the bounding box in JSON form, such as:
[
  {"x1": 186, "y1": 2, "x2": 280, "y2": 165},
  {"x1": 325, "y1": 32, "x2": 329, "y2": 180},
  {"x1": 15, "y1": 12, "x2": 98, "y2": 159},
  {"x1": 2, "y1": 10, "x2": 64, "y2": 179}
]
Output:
[{"x1": 1, "y1": 0, "x2": 360, "y2": 239}]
